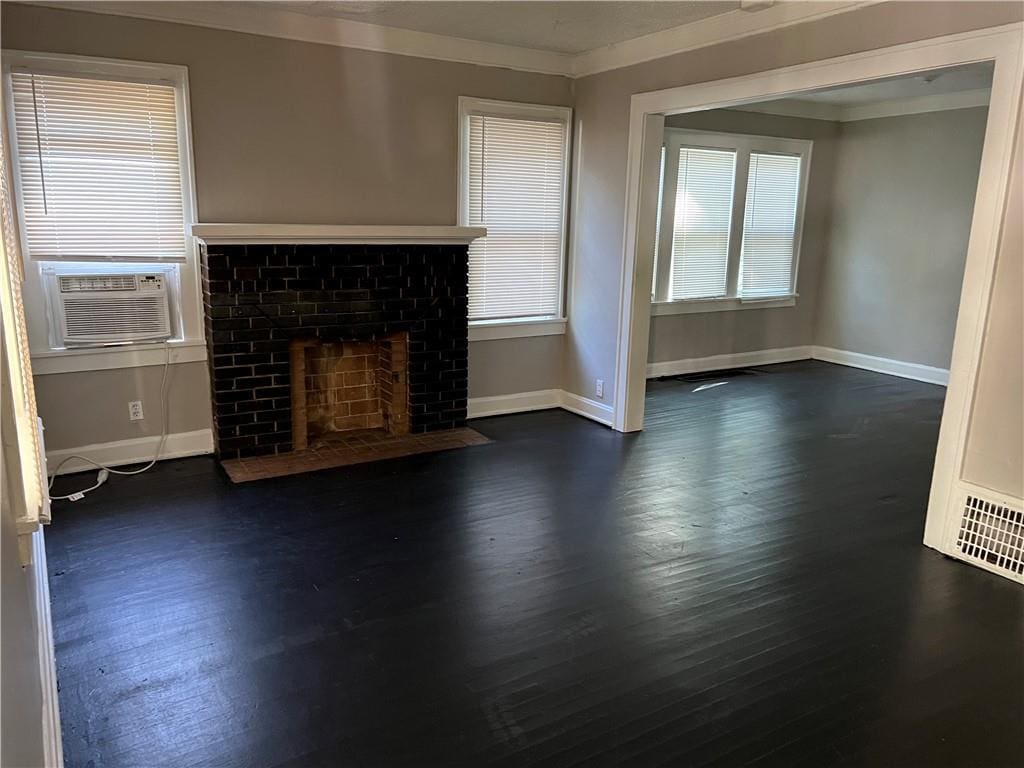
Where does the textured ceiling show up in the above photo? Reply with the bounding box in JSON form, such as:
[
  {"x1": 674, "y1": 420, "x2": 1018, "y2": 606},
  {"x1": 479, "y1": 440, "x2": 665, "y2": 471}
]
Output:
[{"x1": 260, "y1": 1, "x2": 741, "y2": 54}]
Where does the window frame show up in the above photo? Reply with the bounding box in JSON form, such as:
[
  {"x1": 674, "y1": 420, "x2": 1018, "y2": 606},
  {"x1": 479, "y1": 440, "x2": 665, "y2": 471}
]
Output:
[
  {"x1": 652, "y1": 128, "x2": 812, "y2": 316},
  {"x1": 1, "y1": 50, "x2": 204, "y2": 373},
  {"x1": 457, "y1": 96, "x2": 571, "y2": 340}
]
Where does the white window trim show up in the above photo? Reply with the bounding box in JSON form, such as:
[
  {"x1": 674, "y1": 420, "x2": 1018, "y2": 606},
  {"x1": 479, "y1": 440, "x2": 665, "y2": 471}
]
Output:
[
  {"x1": 651, "y1": 294, "x2": 797, "y2": 316},
  {"x1": 652, "y1": 127, "x2": 812, "y2": 311},
  {"x1": 457, "y1": 96, "x2": 572, "y2": 337},
  {"x1": 467, "y1": 316, "x2": 567, "y2": 342},
  {"x1": 1, "y1": 50, "x2": 204, "y2": 374}
]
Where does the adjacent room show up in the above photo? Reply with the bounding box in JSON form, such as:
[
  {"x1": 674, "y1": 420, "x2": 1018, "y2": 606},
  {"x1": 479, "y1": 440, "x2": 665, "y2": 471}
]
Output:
[
  {"x1": 643, "y1": 65, "x2": 993, "y2": 512},
  {"x1": 2, "y1": 2, "x2": 1022, "y2": 767}
]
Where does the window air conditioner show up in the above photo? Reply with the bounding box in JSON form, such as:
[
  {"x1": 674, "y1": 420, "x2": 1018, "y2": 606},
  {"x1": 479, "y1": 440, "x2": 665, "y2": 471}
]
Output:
[{"x1": 48, "y1": 272, "x2": 172, "y2": 347}]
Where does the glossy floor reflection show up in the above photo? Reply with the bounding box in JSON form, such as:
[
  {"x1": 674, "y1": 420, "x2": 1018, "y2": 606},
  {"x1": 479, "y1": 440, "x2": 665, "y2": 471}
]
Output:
[{"x1": 46, "y1": 361, "x2": 1024, "y2": 767}]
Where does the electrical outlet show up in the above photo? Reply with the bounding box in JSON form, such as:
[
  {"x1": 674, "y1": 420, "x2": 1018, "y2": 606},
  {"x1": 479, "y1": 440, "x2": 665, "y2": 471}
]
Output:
[
  {"x1": 596, "y1": 379, "x2": 604, "y2": 399},
  {"x1": 128, "y1": 400, "x2": 144, "y2": 421}
]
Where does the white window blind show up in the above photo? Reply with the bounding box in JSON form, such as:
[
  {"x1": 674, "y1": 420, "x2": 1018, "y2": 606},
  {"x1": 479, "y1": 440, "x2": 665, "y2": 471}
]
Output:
[
  {"x1": 466, "y1": 112, "x2": 567, "y2": 321},
  {"x1": 10, "y1": 72, "x2": 187, "y2": 261},
  {"x1": 669, "y1": 147, "x2": 736, "y2": 301},
  {"x1": 740, "y1": 152, "x2": 801, "y2": 298}
]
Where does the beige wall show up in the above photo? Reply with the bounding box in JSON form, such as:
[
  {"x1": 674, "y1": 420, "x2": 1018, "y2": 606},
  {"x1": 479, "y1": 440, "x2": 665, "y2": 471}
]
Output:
[
  {"x1": 568, "y1": 1, "x2": 1023, "y2": 404},
  {"x1": 962, "y1": 109, "x2": 1023, "y2": 499},
  {"x1": 1, "y1": 2, "x2": 574, "y2": 450},
  {"x1": 649, "y1": 110, "x2": 839, "y2": 364},
  {"x1": 32, "y1": 362, "x2": 212, "y2": 449},
  {"x1": 469, "y1": 335, "x2": 564, "y2": 398},
  {"x1": 815, "y1": 108, "x2": 988, "y2": 369}
]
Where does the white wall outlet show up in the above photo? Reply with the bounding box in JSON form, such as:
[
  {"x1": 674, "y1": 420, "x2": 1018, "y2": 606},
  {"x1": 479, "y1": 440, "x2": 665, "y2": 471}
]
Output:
[
  {"x1": 595, "y1": 379, "x2": 604, "y2": 399},
  {"x1": 128, "y1": 400, "x2": 145, "y2": 421}
]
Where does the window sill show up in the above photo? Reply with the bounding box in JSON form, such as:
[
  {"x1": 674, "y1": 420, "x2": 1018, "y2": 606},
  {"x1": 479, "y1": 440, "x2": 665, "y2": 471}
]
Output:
[
  {"x1": 468, "y1": 317, "x2": 567, "y2": 342},
  {"x1": 30, "y1": 339, "x2": 208, "y2": 375},
  {"x1": 651, "y1": 296, "x2": 797, "y2": 316}
]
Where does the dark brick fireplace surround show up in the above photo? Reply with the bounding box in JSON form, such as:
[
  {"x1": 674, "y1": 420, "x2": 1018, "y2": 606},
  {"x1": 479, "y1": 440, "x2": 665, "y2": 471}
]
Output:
[{"x1": 199, "y1": 238, "x2": 472, "y2": 460}]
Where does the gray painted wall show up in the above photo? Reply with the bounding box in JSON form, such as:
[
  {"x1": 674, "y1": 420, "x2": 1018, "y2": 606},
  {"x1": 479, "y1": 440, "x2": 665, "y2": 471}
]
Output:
[
  {"x1": 469, "y1": 335, "x2": 564, "y2": 397},
  {"x1": 32, "y1": 362, "x2": 212, "y2": 449},
  {"x1": 1, "y1": 3, "x2": 574, "y2": 450},
  {"x1": 649, "y1": 110, "x2": 840, "y2": 364},
  {"x1": 814, "y1": 107, "x2": 988, "y2": 369}
]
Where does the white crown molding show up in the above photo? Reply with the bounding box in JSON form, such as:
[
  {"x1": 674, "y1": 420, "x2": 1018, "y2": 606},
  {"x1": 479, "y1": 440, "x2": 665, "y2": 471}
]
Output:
[
  {"x1": 571, "y1": 1, "x2": 876, "y2": 77},
  {"x1": 731, "y1": 87, "x2": 991, "y2": 122},
  {"x1": 23, "y1": 1, "x2": 575, "y2": 76},
  {"x1": 18, "y1": 1, "x2": 875, "y2": 80},
  {"x1": 190, "y1": 224, "x2": 486, "y2": 245}
]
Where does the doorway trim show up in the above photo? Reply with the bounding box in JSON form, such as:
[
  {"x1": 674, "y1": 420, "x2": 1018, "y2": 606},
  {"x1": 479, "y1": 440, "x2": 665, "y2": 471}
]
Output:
[{"x1": 611, "y1": 23, "x2": 1023, "y2": 561}]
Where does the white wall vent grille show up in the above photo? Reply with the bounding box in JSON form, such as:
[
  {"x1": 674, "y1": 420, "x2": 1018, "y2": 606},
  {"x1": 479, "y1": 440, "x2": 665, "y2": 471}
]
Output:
[{"x1": 956, "y1": 494, "x2": 1024, "y2": 578}]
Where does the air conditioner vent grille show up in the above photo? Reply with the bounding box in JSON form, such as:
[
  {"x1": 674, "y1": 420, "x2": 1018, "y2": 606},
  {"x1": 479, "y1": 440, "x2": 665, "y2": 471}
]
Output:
[
  {"x1": 59, "y1": 274, "x2": 137, "y2": 292},
  {"x1": 956, "y1": 495, "x2": 1024, "y2": 576},
  {"x1": 61, "y1": 295, "x2": 171, "y2": 343}
]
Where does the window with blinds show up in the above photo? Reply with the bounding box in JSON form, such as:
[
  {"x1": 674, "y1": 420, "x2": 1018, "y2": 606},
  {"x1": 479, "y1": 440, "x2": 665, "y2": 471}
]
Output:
[
  {"x1": 740, "y1": 153, "x2": 802, "y2": 298},
  {"x1": 669, "y1": 147, "x2": 736, "y2": 300},
  {"x1": 9, "y1": 71, "x2": 187, "y2": 262},
  {"x1": 461, "y1": 100, "x2": 570, "y2": 322},
  {"x1": 653, "y1": 129, "x2": 810, "y2": 308}
]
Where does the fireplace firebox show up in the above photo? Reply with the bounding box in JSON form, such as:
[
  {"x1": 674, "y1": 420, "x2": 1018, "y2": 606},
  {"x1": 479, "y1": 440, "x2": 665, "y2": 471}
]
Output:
[{"x1": 289, "y1": 334, "x2": 409, "y2": 451}]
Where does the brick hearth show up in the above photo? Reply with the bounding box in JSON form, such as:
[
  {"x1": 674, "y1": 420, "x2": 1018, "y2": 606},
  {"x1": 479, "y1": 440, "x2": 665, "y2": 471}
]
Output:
[{"x1": 200, "y1": 243, "x2": 469, "y2": 460}]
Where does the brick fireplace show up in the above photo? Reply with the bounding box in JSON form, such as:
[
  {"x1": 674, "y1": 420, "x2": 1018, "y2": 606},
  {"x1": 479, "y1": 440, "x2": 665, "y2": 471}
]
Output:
[{"x1": 194, "y1": 225, "x2": 485, "y2": 461}]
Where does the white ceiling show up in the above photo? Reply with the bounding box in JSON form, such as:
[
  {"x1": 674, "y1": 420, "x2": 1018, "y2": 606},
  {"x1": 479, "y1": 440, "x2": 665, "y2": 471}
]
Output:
[
  {"x1": 249, "y1": 1, "x2": 740, "y2": 54},
  {"x1": 783, "y1": 62, "x2": 994, "y2": 107},
  {"x1": 733, "y1": 62, "x2": 994, "y2": 121}
]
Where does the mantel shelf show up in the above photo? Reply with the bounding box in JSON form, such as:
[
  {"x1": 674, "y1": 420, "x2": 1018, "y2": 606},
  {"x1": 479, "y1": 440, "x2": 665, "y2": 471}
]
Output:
[{"x1": 190, "y1": 224, "x2": 487, "y2": 245}]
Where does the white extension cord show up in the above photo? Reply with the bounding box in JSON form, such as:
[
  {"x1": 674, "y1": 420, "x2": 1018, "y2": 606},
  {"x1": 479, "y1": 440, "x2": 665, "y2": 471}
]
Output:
[{"x1": 48, "y1": 343, "x2": 172, "y2": 501}]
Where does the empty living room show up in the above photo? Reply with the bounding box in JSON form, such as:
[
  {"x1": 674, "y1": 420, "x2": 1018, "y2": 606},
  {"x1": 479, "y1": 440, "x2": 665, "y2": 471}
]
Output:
[{"x1": 2, "y1": 2, "x2": 1023, "y2": 766}]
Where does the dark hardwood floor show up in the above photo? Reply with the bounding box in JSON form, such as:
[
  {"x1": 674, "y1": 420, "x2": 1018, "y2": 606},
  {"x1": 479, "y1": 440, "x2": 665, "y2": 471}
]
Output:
[{"x1": 46, "y1": 361, "x2": 1024, "y2": 767}]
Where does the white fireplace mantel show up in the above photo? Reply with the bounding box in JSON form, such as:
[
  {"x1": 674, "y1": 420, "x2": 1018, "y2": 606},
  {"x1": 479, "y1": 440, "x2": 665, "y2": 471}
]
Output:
[{"x1": 190, "y1": 223, "x2": 486, "y2": 245}]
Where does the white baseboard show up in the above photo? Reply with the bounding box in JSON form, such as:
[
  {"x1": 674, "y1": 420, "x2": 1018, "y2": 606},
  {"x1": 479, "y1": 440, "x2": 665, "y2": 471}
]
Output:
[
  {"x1": 811, "y1": 346, "x2": 949, "y2": 386},
  {"x1": 645, "y1": 345, "x2": 949, "y2": 386},
  {"x1": 646, "y1": 346, "x2": 813, "y2": 379},
  {"x1": 558, "y1": 390, "x2": 615, "y2": 427},
  {"x1": 31, "y1": 528, "x2": 64, "y2": 768},
  {"x1": 467, "y1": 389, "x2": 562, "y2": 418},
  {"x1": 468, "y1": 389, "x2": 614, "y2": 427},
  {"x1": 45, "y1": 428, "x2": 214, "y2": 476}
]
